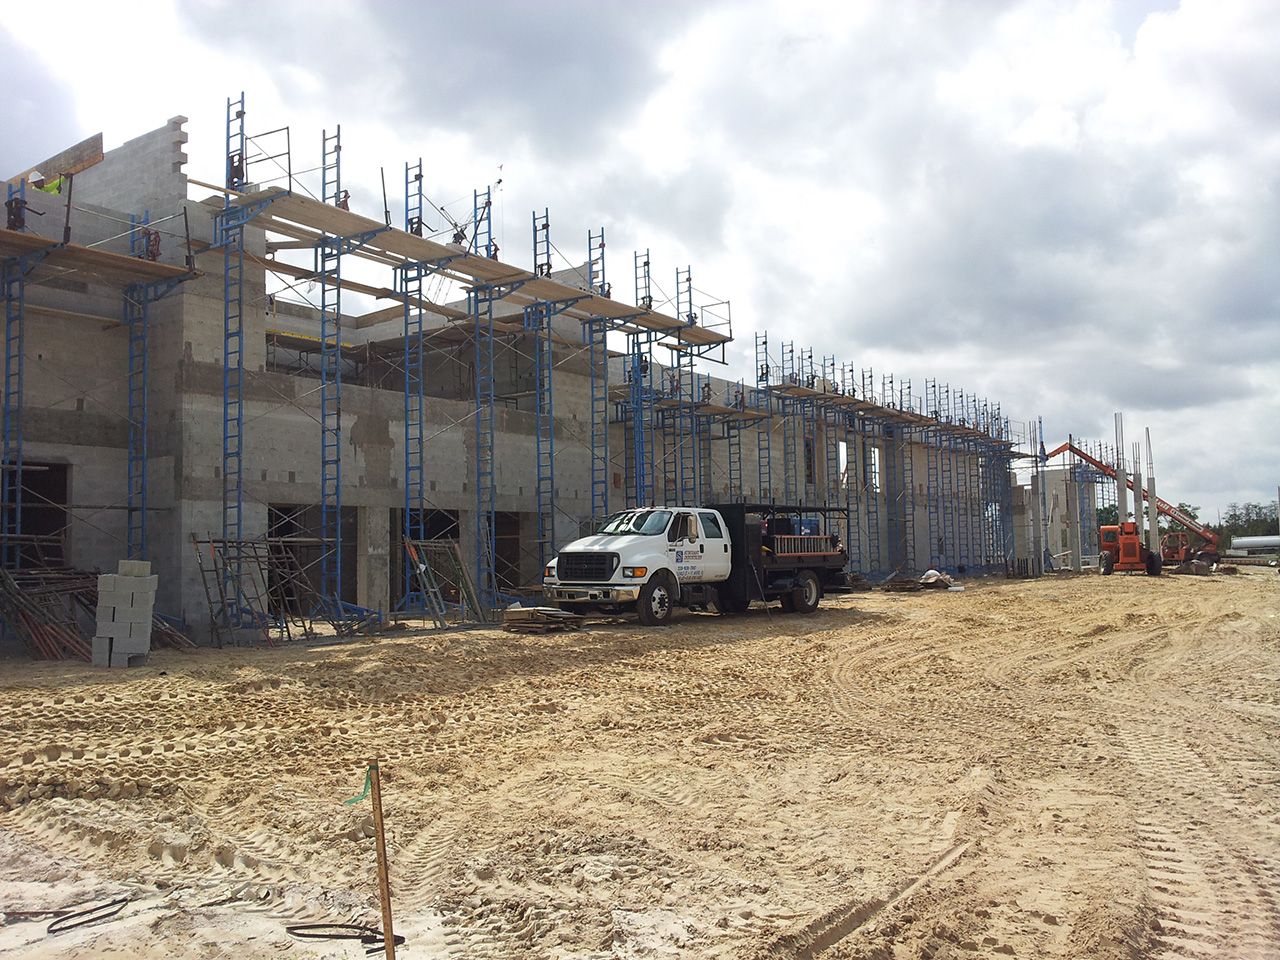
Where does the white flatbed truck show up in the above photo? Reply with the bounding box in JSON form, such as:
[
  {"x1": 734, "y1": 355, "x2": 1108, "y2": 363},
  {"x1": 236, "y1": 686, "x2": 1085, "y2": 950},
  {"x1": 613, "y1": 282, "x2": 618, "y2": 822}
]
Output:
[{"x1": 543, "y1": 503, "x2": 849, "y2": 625}]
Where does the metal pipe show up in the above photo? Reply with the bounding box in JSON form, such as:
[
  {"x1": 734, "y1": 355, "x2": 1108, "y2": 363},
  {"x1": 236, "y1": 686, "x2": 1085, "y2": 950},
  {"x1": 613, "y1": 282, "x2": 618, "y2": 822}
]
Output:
[
  {"x1": 1114, "y1": 413, "x2": 1128, "y2": 521},
  {"x1": 1230, "y1": 535, "x2": 1280, "y2": 551},
  {"x1": 1145, "y1": 428, "x2": 1160, "y2": 553},
  {"x1": 1132, "y1": 441, "x2": 1144, "y2": 542}
]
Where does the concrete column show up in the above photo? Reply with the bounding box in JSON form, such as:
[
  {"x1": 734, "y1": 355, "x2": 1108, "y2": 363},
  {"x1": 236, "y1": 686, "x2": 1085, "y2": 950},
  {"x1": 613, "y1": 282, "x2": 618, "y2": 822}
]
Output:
[
  {"x1": 1066, "y1": 473, "x2": 1083, "y2": 572},
  {"x1": 357, "y1": 506, "x2": 390, "y2": 614},
  {"x1": 1030, "y1": 473, "x2": 1043, "y2": 576}
]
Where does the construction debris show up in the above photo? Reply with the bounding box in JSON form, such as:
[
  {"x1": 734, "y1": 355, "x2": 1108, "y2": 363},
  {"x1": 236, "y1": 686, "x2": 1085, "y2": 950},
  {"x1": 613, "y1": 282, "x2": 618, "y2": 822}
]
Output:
[
  {"x1": 503, "y1": 606, "x2": 585, "y2": 634},
  {"x1": 882, "y1": 575, "x2": 921, "y2": 593},
  {"x1": 0, "y1": 563, "x2": 194, "y2": 661},
  {"x1": 919, "y1": 568, "x2": 956, "y2": 589},
  {"x1": 0, "y1": 566, "x2": 93, "y2": 660}
]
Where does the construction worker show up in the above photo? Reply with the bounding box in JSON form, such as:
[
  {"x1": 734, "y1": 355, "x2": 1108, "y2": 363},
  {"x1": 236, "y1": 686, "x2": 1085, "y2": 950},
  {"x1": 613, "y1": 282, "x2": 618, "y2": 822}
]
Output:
[{"x1": 31, "y1": 170, "x2": 64, "y2": 193}]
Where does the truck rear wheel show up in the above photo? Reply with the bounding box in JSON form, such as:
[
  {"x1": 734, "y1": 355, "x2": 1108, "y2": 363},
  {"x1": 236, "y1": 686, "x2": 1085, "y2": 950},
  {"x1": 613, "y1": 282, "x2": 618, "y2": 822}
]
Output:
[
  {"x1": 793, "y1": 570, "x2": 821, "y2": 614},
  {"x1": 637, "y1": 573, "x2": 674, "y2": 626},
  {"x1": 716, "y1": 585, "x2": 751, "y2": 615}
]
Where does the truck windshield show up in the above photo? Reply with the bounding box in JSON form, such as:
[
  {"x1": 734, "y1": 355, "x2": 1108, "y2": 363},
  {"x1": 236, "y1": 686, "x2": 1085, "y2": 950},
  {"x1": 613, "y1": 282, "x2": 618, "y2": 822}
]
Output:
[{"x1": 599, "y1": 510, "x2": 672, "y2": 536}]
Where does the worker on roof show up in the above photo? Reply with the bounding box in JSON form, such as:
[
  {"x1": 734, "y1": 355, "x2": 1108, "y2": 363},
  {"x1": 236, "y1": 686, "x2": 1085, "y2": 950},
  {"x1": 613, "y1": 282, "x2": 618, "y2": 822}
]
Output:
[{"x1": 33, "y1": 174, "x2": 65, "y2": 194}]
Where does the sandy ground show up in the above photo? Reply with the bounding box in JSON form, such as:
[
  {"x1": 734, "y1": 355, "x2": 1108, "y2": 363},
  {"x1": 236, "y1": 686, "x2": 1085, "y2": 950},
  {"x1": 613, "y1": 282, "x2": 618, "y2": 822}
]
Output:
[{"x1": 0, "y1": 569, "x2": 1276, "y2": 959}]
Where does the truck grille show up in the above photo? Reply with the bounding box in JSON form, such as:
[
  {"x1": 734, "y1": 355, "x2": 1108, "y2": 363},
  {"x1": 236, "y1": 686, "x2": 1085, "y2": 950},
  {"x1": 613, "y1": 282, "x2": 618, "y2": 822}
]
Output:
[{"x1": 558, "y1": 552, "x2": 619, "y2": 582}]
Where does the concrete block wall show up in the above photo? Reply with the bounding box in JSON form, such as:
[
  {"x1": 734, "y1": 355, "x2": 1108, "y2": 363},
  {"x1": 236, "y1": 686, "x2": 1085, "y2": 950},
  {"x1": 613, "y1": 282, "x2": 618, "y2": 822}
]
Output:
[
  {"x1": 10, "y1": 115, "x2": 1028, "y2": 646},
  {"x1": 76, "y1": 117, "x2": 190, "y2": 232}
]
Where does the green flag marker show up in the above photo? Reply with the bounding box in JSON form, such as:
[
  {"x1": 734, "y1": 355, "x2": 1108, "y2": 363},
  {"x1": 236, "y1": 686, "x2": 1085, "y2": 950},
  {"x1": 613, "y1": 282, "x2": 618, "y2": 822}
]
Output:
[{"x1": 345, "y1": 765, "x2": 372, "y2": 806}]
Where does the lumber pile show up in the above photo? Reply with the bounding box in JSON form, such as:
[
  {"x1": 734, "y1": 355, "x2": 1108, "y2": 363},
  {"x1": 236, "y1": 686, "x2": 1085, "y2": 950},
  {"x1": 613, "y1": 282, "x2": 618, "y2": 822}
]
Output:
[
  {"x1": 503, "y1": 606, "x2": 586, "y2": 634},
  {"x1": 0, "y1": 563, "x2": 195, "y2": 662},
  {"x1": 882, "y1": 576, "x2": 921, "y2": 593},
  {"x1": 0, "y1": 566, "x2": 94, "y2": 660}
]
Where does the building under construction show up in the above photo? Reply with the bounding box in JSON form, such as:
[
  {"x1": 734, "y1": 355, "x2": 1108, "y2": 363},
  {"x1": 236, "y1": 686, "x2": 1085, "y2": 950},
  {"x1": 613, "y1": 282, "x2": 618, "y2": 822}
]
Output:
[{"x1": 2, "y1": 104, "x2": 1027, "y2": 644}]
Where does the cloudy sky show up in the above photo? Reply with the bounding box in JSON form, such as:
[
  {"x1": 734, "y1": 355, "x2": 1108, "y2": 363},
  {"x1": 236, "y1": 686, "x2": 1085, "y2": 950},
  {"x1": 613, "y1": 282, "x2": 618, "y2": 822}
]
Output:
[{"x1": 3, "y1": 0, "x2": 1277, "y2": 523}]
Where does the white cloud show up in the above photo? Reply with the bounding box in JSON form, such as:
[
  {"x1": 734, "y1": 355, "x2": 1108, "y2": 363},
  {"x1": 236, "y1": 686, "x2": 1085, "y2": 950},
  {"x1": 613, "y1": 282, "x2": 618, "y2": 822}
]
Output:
[{"x1": 3, "y1": 0, "x2": 1276, "y2": 517}]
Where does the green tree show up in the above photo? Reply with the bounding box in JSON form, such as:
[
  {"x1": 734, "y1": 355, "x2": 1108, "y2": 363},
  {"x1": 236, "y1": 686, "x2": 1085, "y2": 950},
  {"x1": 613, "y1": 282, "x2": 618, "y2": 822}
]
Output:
[
  {"x1": 1097, "y1": 504, "x2": 1118, "y2": 527},
  {"x1": 1213, "y1": 501, "x2": 1280, "y2": 541}
]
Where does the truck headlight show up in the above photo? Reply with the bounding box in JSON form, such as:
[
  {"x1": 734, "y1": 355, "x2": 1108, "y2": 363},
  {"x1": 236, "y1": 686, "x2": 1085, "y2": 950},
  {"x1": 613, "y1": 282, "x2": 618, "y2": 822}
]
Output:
[{"x1": 622, "y1": 566, "x2": 647, "y2": 578}]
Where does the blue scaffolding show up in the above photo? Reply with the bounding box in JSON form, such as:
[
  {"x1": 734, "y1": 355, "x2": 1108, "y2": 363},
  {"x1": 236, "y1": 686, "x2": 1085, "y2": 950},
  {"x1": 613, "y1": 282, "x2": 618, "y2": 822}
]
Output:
[
  {"x1": 471, "y1": 283, "x2": 498, "y2": 606},
  {"x1": 779, "y1": 342, "x2": 798, "y2": 503},
  {"x1": 523, "y1": 213, "x2": 590, "y2": 565},
  {"x1": 586, "y1": 230, "x2": 610, "y2": 519},
  {"x1": 0, "y1": 179, "x2": 40, "y2": 569},
  {"x1": 398, "y1": 160, "x2": 466, "y2": 608},
  {"x1": 587, "y1": 317, "x2": 610, "y2": 518},
  {"x1": 623, "y1": 332, "x2": 656, "y2": 507},
  {"x1": 754, "y1": 333, "x2": 772, "y2": 500},
  {"x1": 673, "y1": 267, "x2": 697, "y2": 506},
  {"x1": 694, "y1": 372, "x2": 714, "y2": 504},
  {"x1": 318, "y1": 126, "x2": 343, "y2": 607},
  {"x1": 124, "y1": 282, "x2": 149, "y2": 559},
  {"x1": 310, "y1": 126, "x2": 389, "y2": 618},
  {"x1": 880, "y1": 377, "x2": 904, "y2": 572},
  {"x1": 622, "y1": 251, "x2": 657, "y2": 507}
]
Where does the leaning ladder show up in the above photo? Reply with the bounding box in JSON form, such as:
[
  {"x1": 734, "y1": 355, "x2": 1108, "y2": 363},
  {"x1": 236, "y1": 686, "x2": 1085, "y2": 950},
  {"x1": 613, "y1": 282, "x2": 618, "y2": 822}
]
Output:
[
  {"x1": 405, "y1": 541, "x2": 449, "y2": 629},
  {"x1": 408, "y1": 539, "x2": 488, "y2": 624},
  {"x1": 192, "y1": 535, "x2": 228, "y2": 648}
]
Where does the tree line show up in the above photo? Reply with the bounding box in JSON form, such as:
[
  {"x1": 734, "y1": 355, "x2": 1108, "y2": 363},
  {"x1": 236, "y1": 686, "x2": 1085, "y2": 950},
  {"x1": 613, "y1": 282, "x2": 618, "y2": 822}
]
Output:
[{"x1": 1096, "y1": 500, "x2": 1279, "y2": 542}]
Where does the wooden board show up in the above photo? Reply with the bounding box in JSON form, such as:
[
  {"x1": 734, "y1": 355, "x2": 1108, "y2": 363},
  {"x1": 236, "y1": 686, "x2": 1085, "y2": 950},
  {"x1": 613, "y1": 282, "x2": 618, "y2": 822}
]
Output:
[
  {"x1": 6, "y1": 133, "x2": 104, "y2": 187},
  {"x1": 0, "y1": 228, "x2": 193, "y2": 290}
]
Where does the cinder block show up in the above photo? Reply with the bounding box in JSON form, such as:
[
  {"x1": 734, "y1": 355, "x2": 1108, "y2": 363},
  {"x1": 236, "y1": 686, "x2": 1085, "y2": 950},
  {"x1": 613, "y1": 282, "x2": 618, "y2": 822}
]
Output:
[
  {"x1": 109, "y1": 605, "x2": 152, "y2": 625},
  {"x1": 92, "y1": 636, "x2": 112, "y2": 668},
  {"x1": 128, "y1": 621, "x2": 153, "y2": 642},
  {"x1": 96, "y1": 588, "x2": 128, "y2": 609},
  {"x1": 117, "y1": 560, "x2": 151, "y2": 577},
  {"x1": 115, "y1": 575, "x2": 158, "y2": 593},
  {"x1": 98, "y1": 573, "x2": 119, "y2": 591},
  {"x1": 112, "y1": 633, "x2": 149, "y2": 653},
  {"x1": 110, "y1": 650, "x2": 149, "y2": 669}
]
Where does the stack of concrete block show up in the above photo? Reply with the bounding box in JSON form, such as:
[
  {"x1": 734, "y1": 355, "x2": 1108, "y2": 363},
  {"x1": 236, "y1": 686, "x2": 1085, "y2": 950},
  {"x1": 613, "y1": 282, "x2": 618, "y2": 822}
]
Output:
[{"x1": 92, "y1": 560, "x2": 157, "y2": 668}]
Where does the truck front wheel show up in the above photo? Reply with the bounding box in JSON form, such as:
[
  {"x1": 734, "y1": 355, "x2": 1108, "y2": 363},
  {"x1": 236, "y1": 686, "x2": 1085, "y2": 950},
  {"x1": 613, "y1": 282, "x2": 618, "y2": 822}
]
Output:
[
  {"x1": 637, "y1": 573, "x2": 674, "y2": 626},
  {"x1": 793, "y1": 570, "x2": 821, "y2": 614}
]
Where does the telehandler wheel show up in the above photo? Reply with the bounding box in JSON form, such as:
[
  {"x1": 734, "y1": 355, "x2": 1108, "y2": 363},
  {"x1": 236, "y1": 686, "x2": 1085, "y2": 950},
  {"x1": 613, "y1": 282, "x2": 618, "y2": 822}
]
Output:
[
  {"x1": 1099, "y1": 552, "x2": 1114, "y2": 575},
  {"x1": 792, "y1": 570, "x2": 821, "y2": 614},
  {"x1": 637, "y1": 572, "x2": 674, "y2": 626}
]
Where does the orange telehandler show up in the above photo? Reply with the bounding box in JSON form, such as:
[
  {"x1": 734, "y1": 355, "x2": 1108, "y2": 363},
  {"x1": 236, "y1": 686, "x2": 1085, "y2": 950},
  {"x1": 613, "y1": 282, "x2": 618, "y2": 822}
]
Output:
[{"x1": 1045, "y1": 442, "x2": 1220, "y2": 569}]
